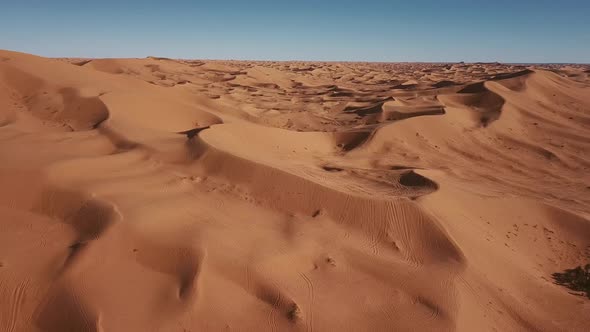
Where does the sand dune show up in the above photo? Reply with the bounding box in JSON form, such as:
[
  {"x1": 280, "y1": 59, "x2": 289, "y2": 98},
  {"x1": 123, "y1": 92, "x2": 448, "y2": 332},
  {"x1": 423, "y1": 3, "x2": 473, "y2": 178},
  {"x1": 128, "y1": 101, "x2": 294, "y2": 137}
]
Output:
[{"x1": 1, "y1": 50, "x2": 589, "y2": 331}]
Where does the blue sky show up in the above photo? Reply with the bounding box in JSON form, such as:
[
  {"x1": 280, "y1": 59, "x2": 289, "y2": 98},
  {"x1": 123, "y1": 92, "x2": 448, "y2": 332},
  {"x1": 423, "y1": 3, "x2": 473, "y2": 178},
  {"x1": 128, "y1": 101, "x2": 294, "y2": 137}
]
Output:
[{"x1": 1, "y1": 0, "x2": 589, "y2": 62}]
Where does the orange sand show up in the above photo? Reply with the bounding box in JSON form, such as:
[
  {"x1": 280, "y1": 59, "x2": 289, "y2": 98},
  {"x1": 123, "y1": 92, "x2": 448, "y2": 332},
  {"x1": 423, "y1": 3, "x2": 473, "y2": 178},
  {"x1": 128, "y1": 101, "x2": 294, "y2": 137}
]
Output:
[{"x1": 1, "y1": 50, "x2": 589, "y2": 331}]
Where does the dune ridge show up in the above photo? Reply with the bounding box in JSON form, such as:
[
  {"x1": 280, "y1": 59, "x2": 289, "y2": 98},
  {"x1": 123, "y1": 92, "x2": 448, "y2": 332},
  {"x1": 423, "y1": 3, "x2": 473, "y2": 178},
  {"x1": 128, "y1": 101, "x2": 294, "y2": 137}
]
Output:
[{"x1": 1, "y1": 50, "x2": 589, "y2": 331}]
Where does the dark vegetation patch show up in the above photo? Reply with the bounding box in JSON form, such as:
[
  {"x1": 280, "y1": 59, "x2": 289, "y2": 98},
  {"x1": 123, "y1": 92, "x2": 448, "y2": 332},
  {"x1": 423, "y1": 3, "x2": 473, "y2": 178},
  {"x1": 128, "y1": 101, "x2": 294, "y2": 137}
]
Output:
[{"x1": 553, "y1": 264, "x2": 590, "y2": 299}]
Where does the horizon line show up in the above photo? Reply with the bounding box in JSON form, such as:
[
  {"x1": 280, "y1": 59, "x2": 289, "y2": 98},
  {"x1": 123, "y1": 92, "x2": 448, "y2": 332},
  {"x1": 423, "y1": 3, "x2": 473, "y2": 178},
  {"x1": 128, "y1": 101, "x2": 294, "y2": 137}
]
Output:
[{"x1": 4, "y1": 49, "x2": 588, "y2": 65}]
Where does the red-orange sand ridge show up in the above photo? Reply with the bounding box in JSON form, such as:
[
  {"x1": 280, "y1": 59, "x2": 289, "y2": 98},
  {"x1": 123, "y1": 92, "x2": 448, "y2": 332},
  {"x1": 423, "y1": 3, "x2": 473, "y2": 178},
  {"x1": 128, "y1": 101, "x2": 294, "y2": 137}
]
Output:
[{"x1": 1, "y1": 50, "x2": 590, "y2": 331}]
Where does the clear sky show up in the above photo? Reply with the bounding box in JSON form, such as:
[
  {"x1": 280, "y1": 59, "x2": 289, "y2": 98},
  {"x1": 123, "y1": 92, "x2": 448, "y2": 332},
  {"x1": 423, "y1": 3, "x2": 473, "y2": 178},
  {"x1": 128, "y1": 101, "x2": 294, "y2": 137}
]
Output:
[{"x1": 1, "y1": 0, "x2": 589, "y2": 63}]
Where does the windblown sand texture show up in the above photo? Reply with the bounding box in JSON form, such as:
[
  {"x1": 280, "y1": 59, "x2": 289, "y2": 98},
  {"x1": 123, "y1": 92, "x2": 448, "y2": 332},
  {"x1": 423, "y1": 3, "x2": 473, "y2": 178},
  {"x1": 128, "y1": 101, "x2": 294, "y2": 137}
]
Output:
[{"x1": 1, "y1": 50, "x2": 590, "y2": 331}]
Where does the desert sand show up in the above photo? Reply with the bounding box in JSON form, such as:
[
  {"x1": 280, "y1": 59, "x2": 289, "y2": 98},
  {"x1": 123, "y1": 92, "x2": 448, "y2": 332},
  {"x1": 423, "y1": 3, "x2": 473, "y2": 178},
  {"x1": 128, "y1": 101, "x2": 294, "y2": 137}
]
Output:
[{"x1": 1, "y1": 50, "x2": 589, "y2": 331}]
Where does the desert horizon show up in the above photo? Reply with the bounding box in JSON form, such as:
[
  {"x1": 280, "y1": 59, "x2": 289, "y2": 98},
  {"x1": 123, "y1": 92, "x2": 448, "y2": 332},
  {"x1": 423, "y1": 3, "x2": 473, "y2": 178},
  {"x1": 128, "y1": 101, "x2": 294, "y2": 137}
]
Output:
[
  {"x1": 1, "y1": 1, "x2": 589, "y2": 332},
  {"x1": 55, "y1": 56, "x2": 590, "y2": 65},
  {"x1": 1, "y1": 48, "x2": 589, "y2": 331}
]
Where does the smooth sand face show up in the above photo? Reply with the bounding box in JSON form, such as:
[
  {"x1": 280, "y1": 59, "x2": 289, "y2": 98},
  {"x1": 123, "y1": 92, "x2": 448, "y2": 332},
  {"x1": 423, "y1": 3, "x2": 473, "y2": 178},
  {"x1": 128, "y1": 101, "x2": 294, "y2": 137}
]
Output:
[{"x1": 1, "y1": 50, "x2": 589, "y2": 331}]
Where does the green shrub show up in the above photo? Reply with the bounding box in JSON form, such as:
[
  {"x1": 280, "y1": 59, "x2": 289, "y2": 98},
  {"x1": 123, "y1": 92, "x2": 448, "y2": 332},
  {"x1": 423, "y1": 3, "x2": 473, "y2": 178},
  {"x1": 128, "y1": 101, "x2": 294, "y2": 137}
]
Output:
[{"x1": 552, "y1": 264, "x2": 590, "y2": 299}]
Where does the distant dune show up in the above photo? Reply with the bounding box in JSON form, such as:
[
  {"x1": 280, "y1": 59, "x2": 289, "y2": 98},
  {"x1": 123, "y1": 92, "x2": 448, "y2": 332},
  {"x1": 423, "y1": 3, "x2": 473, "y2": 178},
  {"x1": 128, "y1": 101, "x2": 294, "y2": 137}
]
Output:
[{"x1": 1, "y1": 49, "x2": 589, "y2": 331}]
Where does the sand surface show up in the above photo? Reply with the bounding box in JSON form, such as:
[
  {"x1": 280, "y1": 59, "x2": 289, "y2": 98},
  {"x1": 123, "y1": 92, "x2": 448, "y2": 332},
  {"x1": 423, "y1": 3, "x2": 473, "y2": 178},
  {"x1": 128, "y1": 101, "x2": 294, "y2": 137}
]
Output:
[{"x1": 1, "y1": 50, "x2": 590, "y2": 331}]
